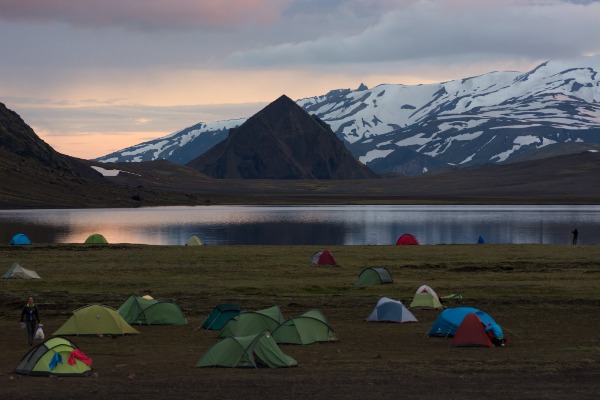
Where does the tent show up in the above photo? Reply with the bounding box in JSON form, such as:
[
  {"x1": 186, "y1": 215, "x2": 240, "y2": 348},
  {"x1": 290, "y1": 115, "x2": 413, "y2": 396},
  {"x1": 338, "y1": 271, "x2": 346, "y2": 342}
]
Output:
[
  {"x1": 451, "y1": 313, "x2": 493, "y2": 347},
  {"x1": 201, "y1": 303, "x2": 241, "y2": 330},
  {"x1": 272, "y1": 309, "x2": 338, "y2": 345},
  {"x1": 355, "y1": 267, "x2": 393, "y2": 285},
  {"x1": 395, "y1": 234, "x2": 419, "y2": 245},
  {"x1": 14, "y1": 337, "x2": 92, "y2": 376},
  {"x1": 409, "y1": 285, "x2": 443, "y2": 309},
  {"x1": 10, "y1": 233, "x2": 31, "y2": 245},
  {"x1": 311, "y1": 250, "x2": 337, "y2": 265},
  {"x1": 365, "y1": 297, "x2": 418, "y2": 323},
  {"x1": 477, "y1": 235, "x2": 485, "y2": 244},
  {"x1": 84, "y1": 233, "x2": 108, "y2": 244},
  {"x1": 2, "y1": 262, "x2": 41, "y2": 279},
  {"x1": 118, "y1": 295, "x2": 187, "y2": 325},
  {"x1": 186, "y1": 235, "x2": 203, "y2": 246},
  {"x1": 53, "y1": 304, "x2": 140, "y2": 336},
  {"x1": 196, "y1": 331, "x2": 297, "y2": 368},
  {"x1": 427, "y1": 307, "x2": 498, "y2": 337},
  {"x1": 219, "y1": 305, "x2": 284, "y2": 338}
]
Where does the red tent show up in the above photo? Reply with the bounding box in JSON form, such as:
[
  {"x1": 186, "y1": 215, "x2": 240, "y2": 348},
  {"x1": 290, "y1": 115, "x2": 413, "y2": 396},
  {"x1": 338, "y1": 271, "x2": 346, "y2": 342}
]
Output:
[
  {"x1": 451, "y1": 313, "x2": 493, "y2": 347},
  {"x1": 396, "y1": 234, "x2": 419, "y2": 245},
  {"x1": 311, "y1": 250, "x2": 337, "y2": 265}
]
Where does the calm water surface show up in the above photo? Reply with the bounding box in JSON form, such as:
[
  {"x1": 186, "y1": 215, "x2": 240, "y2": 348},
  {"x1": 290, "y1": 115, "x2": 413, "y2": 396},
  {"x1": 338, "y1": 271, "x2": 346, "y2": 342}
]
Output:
[{"x1": 1, "y1": 205, "x2": 599, "y2": 245}]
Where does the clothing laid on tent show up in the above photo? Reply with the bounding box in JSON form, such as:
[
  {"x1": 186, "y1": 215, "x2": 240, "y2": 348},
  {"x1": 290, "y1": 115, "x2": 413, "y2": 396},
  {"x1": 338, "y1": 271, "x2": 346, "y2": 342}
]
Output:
[
  {"x1": 365, "y1": 297, "x2": 417, "y2": 323},
  {"x1": 219, "y1": 305, "x2": 284, "y2": 338},
  {"x1": 186, "y1": 235, "x2": 203, "y2": 246},
  {"x1": 355, "y1": 267, "x2": 393, "y2": 285},
  {"x1": 196, "y1": 331, "x2": 297, "y2": 368},
  {"x1": 2, "y1": 262, "x2": 41, "y2": 279},
  {"x1": 14, "y1": 337, "x2": 92, "y2": 376},
  {"x1": 10, "y1": 233, "x2": 31, "y2": 245},
  {"x1": 84, "y1": 234, "x2": 108, "y2": 244},
  {"x1": 395, "y1": 233, "x2": 419, "y2": 245},
  {"x1": 202, "y1": 304, "x2": 241, "y2": 330},
  {"x1": 427, "y1": 307, "x2": 498, "y2": 337},
  {"x1": 118, "y1": 295, "x2": 187, "y2": 325},
  {"x1": 409, "y1": 285, "x2": 443, "y2": 309},
  {"x1": 53, "y1": 304, "x2": 140, "y2": 336},
  {"x1": 450, "y1": 313, "x2": 493, "y2": 347},
  {"x1": 311, "y1": 250, "x2": 337, "y2": 265},
  {"x1": 272, "y1": 309, "x2": 338, "y2": 345}
]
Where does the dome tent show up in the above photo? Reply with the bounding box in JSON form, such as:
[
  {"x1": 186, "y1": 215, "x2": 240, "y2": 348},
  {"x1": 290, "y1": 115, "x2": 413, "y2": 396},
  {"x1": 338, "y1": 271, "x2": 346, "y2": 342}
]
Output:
[
  {"x1": 272, "y1": 309, "x2": 338, "y2": 345},
  {"x1": 355, "y1": 267, "x2": 393, "y2": 285},
  {"x1": 365, "y1": 297, "x2": 417, "y2": 323},
  {"x1": 219, "y1": 305, "x2": 284, "y2": 338},
  {"x1": 15, "y1": 337, "x2": 92, "y2": 376},
  {"x1": 10, "y1": 233, "x2": 31, "y2": 245},
  {"x1": 427, "y1": 307, "x2": 498, "y2": 337},
  {"x1": 84, "y1": 234, "x2": 108, "y2": 244},
  {"x1": 396, "y1": 233, "x2": 419, "y2": 245},
  {"x1": 118, "y1": 295, "x2": 187, "y2": 325},
  {"x1": 410, "y1": 285, "x2": 443, "y2": 310},
  {"x1": 201, "y1": 303, "x2": 241, "y2": 330},
  {"x1": 53, "y1": 304, "x2": 140, "y2": 336},
  {"x1": 186, "y1": 236, "x2": 203, "y2": 246},
  {"x1": 451, "y1": 312, "x2": 493, "y2": 347},
  {"x1": 311, "y1": 250, "x2": 337, "y2": 265}
]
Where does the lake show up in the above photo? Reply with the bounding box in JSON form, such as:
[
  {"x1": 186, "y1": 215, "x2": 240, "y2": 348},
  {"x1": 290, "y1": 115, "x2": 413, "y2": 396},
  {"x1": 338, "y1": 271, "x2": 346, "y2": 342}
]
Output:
[{"x1": 1, "y1": 205, "x2": 599, "y2": 246}]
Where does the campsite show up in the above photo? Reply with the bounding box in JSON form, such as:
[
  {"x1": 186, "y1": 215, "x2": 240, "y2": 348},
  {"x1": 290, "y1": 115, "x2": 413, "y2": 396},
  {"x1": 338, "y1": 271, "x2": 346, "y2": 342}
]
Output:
[{"x1": 1, "y1": 243, "x2": 600, "y2": 400}]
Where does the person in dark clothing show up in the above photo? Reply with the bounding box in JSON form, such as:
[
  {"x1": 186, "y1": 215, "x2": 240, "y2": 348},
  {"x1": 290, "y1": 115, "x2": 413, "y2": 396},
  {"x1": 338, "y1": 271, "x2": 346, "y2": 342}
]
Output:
[
  {"x1": 20, "y1": 296, "x2": 40, "y2": 345},
  {"x1": 572, "y1": 228, "x2": 579, "y2": 245}
]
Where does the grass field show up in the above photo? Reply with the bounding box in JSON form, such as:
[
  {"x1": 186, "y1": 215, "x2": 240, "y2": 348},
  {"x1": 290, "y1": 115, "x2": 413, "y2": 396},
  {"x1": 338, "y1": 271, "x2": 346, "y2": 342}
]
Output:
[{"x1": 1, "y1": 244, "x2": 600, "y2": 400}]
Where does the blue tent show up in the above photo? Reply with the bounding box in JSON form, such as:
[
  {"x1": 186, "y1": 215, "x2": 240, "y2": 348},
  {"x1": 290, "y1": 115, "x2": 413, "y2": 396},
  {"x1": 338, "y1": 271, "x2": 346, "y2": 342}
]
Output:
[
  {"x1": 10, "y1": 234, "x2": 31, "y2": 245},
  {"x1": 201, "y1": 304, "x2": 241, "y2": 330},
  {"x1": 477, "y1": 235, "x2": 485, "y2": 244},
  {"x1": 427, "y1": 307, "x2": 497, "y2": 337}
]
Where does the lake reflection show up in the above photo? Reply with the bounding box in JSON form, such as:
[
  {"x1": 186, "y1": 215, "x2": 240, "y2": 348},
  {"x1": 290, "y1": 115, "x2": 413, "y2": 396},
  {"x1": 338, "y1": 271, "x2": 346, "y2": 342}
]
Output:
[{"x1": 1, "y1": 205, "x2": 599, "y2": 245}]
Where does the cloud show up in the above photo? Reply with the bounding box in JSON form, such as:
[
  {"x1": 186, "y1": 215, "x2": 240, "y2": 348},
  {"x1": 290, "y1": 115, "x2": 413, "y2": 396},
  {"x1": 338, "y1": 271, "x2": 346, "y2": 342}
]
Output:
[{"x1": 0, "y1": 0, "x2": 291, "y2": 31}]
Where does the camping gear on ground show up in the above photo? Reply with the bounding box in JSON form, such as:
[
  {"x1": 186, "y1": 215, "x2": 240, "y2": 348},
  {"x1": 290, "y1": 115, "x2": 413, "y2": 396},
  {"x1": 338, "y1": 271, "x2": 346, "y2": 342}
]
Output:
[
  {"x1": 441, "y1": 293, "x2": 464, "y2": 303},
  {"x1": 311, "y1": 249, "x2": 337, "y2": 265},
  {"x1": 186, "y1": 235, "x2": 203, "y2": 246},
  {"x1": 450, "y1": 313, "x2": 493, "y2": 347},
  {"x1": 196, "y1": 331, "x2": 297, "y2": 368},
  {"x1": 15, "y1": 337, "x2": 92, "y2": 376},
  {"x1": 35, "y1": 324, "x2": 45, "y2": 340},
  {"x1": 201, "y1": 304, "x2": 241, "y2": 330},
  {"x1": 410, "y1": 284, "x2": 443, "y2": 309},
  {"x1": 365, "y1": 297, "x2": 418, "y2": 323},
  {"x1": 272, "y1": 309, "x2": 338, "y2": 344},
  {"x1": 395, "y1": 233, "x2": 419, "y2": 245},
  {"x1": 219, "y1": 305, "x2": 284, "y2": 338},
  {"x1": 53, "y1": 304, "x2": 140, "y2": 336},
  {"x1": 355, "y1": 267, "x2": 393, "y2": 285},
  {"x1": 10, "y1": 233, "x2": 31, "y2": 245},
  {"x1": 84, "y1": 233, "x2": 108, "y2": 244},
  {"x1": 2, "y1": 262, "x2": 41, "y2": 279},
  {"x1": 427, "y1": 307, "x2": 498, "y2": 337},
  {"x1": 118, "y1": 295, "x2": 187, "y2": 325}
]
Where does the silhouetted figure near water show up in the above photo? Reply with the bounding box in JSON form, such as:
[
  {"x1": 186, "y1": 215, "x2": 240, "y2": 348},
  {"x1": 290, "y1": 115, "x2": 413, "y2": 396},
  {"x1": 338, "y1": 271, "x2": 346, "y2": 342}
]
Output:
[{"x1": 572, "y1": 228, "x2": 579, "y2": 245}]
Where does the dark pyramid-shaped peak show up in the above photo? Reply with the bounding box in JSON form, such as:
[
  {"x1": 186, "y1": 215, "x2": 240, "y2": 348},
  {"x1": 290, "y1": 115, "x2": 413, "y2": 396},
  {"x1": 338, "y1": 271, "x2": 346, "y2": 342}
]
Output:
[{"x1": 187, "y1": 95, "x2": 376, "y2": 179}]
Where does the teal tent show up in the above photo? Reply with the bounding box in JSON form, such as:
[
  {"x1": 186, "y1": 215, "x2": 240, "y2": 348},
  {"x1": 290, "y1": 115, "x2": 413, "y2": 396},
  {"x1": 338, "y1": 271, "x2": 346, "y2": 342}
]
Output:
[
  {"x1": 201, "y1": 304, "x2": 241, "y2": 330},
  {"x1": 118, "y1": 295, "x2": 187, "y2": 325},
  {"x1": 196, "y1": 331, "x2": 297, "y2": 368}
]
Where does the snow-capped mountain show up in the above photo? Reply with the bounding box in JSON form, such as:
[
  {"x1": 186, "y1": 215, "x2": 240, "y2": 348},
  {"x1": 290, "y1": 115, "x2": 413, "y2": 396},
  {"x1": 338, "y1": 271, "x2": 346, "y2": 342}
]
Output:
[{"x1": 98, "y1": 56, "x2": 600, "y2": 175}]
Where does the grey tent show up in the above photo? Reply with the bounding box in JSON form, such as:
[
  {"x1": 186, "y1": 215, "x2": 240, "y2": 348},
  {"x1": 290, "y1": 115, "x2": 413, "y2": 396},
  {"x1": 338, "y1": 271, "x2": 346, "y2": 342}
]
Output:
[{"x1": 2, "y1": 262, "x2": 41, "y2": 279}]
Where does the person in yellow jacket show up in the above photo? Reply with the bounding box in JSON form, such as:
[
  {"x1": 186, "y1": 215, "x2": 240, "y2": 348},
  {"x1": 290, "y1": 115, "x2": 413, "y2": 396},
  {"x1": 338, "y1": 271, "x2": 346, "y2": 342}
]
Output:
[{"x1": 20, "y1": 296, "x2": 40, "y2": 346}]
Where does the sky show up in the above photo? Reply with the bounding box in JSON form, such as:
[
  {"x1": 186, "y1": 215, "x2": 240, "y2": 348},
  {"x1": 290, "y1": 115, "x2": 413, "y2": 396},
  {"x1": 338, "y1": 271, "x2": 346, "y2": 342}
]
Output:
[{"x1": 1, "y1": 0, "x2": 600, "y2": 159}]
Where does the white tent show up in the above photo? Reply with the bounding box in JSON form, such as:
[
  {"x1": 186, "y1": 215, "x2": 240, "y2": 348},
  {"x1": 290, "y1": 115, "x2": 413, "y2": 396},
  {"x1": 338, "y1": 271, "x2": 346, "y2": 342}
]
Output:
[
  {"x1": 365, "y1": 297, "x2": 417, "y2": 323},
  {"x1": 2, "y1": 262, "x2": 41, "y2": 279}
]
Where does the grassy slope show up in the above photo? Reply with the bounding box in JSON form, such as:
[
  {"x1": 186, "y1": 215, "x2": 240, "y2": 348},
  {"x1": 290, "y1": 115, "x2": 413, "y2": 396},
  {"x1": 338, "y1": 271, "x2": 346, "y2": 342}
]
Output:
[{"x1": 1, "y1": 244, "x2": 599, "y2": 399}]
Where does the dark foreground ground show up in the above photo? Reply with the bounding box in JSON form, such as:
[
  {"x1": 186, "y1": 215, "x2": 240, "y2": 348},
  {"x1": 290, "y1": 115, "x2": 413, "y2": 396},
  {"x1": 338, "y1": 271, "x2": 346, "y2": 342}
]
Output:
[{"x1": 1, "y1": 244, "x2": 599, "y2": 400}]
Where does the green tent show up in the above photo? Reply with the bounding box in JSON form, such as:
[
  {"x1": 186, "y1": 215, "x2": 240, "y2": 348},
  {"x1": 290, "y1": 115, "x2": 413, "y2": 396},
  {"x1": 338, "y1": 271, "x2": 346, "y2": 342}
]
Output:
[
  {"x1": 15, "y1": 337, "x2": 92, "y2": 376},
  {"x1": 272, "y1": 309, "x2": 338, "y2": 345},
  {"x1": 53, "y1": 304, "x2": 140, "y2": 336},
  {"x1": 186, "y1": 236, "x2": 203, "y2": 246},
  {"x1": 84, "y1": 234, "x2": 108, "y2": 244},
  {"x1": 196, "y1": 331, "x2": 297, "y2": 368},
  {"x1": 118, "y1": 295, "x2": 187, "y2": 325},
  {"x1": 354, "y1": 267, "x2": 393, "y2": 285},
  {"x1": 219, "y1": 305, "x2": 284, "y2": 338},
  {"x1": 2, "y1": 262, "x2": 41, "y2": 279},
  {"x1": 409, "y1": 285, "x2": 443, "y2": 309},
  {"x1": 201, "y1": 303, "x2": 241, "y2": 330}
]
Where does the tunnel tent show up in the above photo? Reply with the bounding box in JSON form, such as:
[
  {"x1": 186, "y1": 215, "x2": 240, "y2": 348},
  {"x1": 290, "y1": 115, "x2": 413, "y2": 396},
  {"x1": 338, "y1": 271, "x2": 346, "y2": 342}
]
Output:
[
  {"x1": 53, "y1": 304, "x2": 140, "y2": 336},
  {"x1": 196, "y1": 331, "x2": 297, "y2": 368},
  {"x1": 14, "y1": 337, "x2": 92, "y2": 376},
  {"x1": 2, "y1": 262, "x2": 41, "y2": 279},
  {"x1": 311, "y1": 249, "x2": 337, "y2": 265},
  {"x1": 272, "y1": 309, "x2": 338, "y2": 345},
  {"x1": 10, "y1": 233, "x2": 31, "y2": 245},
  {"x1": 186, "y1": 235, "x2": 203, "y2": 246},
  {"x1": 84, "y1": 233, "x2": 108, "y2": 244},
  {"x1": 118, "y1": 295, "x2": 187, "y2": 325},
  {"x1": 355, "y1": 267, "x2": 393, "y2": 285},
  {"x1": 201, "y1": 303, "x2": 241, "y2": 330},
  {"x1": 395, "y1": 233, "x2": 419, "y2": 245},
  {"x1": 365, "y1": 297, "x2": 417, "y2": 323},
  {"x1": 219, "y1": 305, "x2": 284, "y2": 338}
]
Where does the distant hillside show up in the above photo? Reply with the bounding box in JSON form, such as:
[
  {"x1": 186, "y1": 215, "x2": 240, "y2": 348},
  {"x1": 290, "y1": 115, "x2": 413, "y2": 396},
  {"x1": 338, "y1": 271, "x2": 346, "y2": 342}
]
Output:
[{"x1": 187, "y1": 95, "x2": 376, "y2": 179}]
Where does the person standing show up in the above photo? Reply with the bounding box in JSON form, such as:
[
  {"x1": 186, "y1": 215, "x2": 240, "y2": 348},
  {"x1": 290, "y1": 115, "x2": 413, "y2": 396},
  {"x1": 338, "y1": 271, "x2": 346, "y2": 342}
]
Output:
[
  {"x1": 20, "y1": 296, "x2": 40, "y2": 346},
  {"x1": 572, "y1": 228, "x2": 579, "y2": 245}
]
